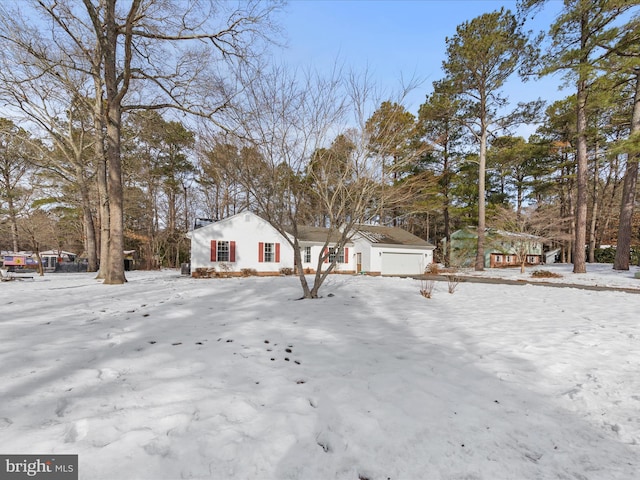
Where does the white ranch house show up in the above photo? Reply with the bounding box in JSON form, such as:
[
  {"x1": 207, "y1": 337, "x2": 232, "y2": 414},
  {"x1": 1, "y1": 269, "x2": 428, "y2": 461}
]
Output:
[{"x1": 187, "y1": 211, "x2": 435, "y2": 276}]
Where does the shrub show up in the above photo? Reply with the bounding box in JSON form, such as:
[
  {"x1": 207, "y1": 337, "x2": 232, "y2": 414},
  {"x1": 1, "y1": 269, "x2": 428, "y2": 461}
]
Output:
[
  {"x1": 420, "y1": 279, "x2": 435, "y2": 298},
  {"x1": 217, "y1": 262, "x2": 234, "y2": 278},
  {"x1": 279, "y1": 267, "x2": 294, "y2": 276},
  {"x1": 593, "y1": 247, "x2": 616, "y2": 263},
  {"x1": 193, "y1": 267, "x2": 215, "y2": 279},
  {"x1": 592, "y1": 246, "x2": 640, "y2": 265},
  {"x1": 446, "y1": 274, "x2": 460, "y2": 294},
  {"x1": 426, "y1": 263, "x2": 440, "y2": 274},
  {"x1": 531, "y1": 269, "x2": 562, "y2": 279},
  {"x1": 240, "y1": 268, "x2": 258, "y2": 277}
]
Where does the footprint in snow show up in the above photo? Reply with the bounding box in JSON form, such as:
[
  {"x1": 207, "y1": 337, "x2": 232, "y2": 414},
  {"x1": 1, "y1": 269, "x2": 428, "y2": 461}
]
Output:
[{"x1": 0, "y1": 418, "x2": 13, "y2": 430}]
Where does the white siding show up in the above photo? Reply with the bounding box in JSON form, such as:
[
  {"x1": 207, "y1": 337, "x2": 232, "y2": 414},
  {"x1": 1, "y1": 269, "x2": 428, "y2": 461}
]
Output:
[
  {"x1": 189, "y1": 212, "x2": 293, "y2": 273},
  {"x1": 299, "y1": 244, "x2": 355, "y2": 272},
  {"x1": 381, "y1": 252, "x2": 427, "y2": 275},
  {"x1": 353, "y1": 237, "x2": 433, "y2": 275}
]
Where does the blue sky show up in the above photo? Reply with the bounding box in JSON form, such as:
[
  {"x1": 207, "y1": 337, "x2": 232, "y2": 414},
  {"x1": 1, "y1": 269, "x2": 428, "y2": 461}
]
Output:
[{"x1": 275, "y1": 0, "x2": 568, "y2": 131}]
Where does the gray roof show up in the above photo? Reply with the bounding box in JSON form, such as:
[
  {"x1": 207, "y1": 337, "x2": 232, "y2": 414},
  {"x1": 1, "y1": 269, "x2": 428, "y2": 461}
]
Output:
[
  {"x1": 293, "y1": 224, "x2": 433, "y2": 247},
  {"x1": 293, "y1": 226, "x2": 346, "y2": 244},
  {"x1": 355, "y1": 224, "x2": 433, "y2": 246}
]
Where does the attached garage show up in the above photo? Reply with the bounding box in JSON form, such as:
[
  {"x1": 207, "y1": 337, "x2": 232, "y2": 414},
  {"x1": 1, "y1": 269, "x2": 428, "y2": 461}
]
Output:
[
  {"x1": 381, "y1": 252, "x2": 426, "y2": 275},
  {"x1": 352, "y1": 225, "x2": 435, "y2": 276}
]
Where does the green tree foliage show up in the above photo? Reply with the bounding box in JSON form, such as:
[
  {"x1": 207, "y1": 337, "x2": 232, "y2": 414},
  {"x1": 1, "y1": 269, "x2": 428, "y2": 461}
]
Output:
[
  {"x1": 125, "y1": 111, "x2": 196, "y2": 268},
  {"x1": 609, "y1": 14, "x2": 640, "y2": 270},
  {"x1": 196, "y1": 141, "x2": 248, "y2": 221},
  {"x1": 416, "y1": 81, "x2": 467, "y2": 265},
  {"x1": 487, "y1": 136, "x2": 557, "y2": 218},
  {"x1": 442, "y1": 8, "x2": 535, "y2": 271},
  {"x1": 365, "y1": 101, "x2": 422, "y2": 226},
  {"x1": 522, "y1": 0, "x2": 637, "y2": 273}
]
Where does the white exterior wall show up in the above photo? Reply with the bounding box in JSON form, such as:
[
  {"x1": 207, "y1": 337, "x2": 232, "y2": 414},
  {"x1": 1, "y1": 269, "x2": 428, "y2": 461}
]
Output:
[
  {"x1": 353, "y1": 237, "x2": 434, "y2": 275},
  {"x1": 189, "y1": 212, "x2": 294, "y2": 273},
  {"x1": 353, "y1": 237, "x2": 373, "y2": 273},
  {"x1": 299, "y1": 244, "x2": 355, "y2": 272}
]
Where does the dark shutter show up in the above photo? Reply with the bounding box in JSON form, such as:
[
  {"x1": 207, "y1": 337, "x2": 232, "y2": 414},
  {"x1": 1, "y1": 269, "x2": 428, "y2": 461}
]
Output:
[
  {"x1": 210, "y1": 240, "x2": 217, "y2": 262},
  {"x1": 230, "y1": 241, "x2": 236, "y2": 263}
]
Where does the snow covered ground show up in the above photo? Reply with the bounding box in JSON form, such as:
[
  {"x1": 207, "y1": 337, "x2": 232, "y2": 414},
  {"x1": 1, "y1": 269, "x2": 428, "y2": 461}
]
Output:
[{"x1": 1, "y1": 263, "x2": 639, "y2": 480}]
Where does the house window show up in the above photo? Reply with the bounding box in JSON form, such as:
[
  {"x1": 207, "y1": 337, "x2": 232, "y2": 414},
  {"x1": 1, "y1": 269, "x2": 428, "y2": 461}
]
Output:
[
  {"x1": 210, "y1": 240, "x2": 236, "y2": 262},
  {"x1": 258, "y1": 242, "x2": 280, "y2": 263},
  {"x1": 303, "y1": 246, "x2": 311, "y2": 263},
  {"x1": 328, "y1": 247, "x2": 347, "y2": 263},
  {"x1": 264, "y1": 243, "x2": 275, "y2": 262},
  {"x1": 495, "y1": 255, "x2": 502, "y2": 264},
  {"x1": 217, "y1": 241, "x2": 230, "y2": 262}
]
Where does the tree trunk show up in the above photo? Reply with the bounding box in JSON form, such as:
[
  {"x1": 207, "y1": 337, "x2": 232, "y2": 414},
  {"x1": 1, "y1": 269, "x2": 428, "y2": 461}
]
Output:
[
  {"x1": 293, "y1": 237, "x2": 312, "y2": 298},
  {"x1": 614, "y1": 69, "x2": 640, "y2": 270},
  {"x1": 80, "y1": 182, "x2": 99, "y2": 272},
  {"x1": 442, "y1": 150, "x2": 452, "y2": 267},
  {"x1": 1, "y1": 170, "x2": 20, "y2": 252},
  {"x1": 7, "y1": 193, "x2": 19, "y2": 253},
  {"x1": 573, "y1": 71, "x2": 589, "y2": 273},
  {"x1": 93, "y1": 73, "x2": 110, "y2": 279},
  {"x1": 102, "y1": 0, "x2": 126, "y2": 284},
  {"x1": 443, "y1": 201, "x2": 451, "y2": 267},
  {"x1": 475, "y1": 126, "x2": 487, "y2": 271},
  {"x1": 588, "y1": 142, "x2": 599, "y2": 263},
  {"x1": 96, "y1": 155, "x2": 110, "y2": 278}
]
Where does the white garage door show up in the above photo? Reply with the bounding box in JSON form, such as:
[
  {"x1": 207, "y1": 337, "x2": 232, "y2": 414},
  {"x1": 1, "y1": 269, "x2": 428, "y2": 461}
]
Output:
[{"x1": 381, "y1": 252, "x2": 425, "y2": 275}]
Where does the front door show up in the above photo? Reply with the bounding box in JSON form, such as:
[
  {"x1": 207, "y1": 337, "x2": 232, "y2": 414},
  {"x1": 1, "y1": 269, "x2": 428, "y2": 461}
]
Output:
[{"x1": 356, "y1": 253, "x2": 362, "y2": 273}]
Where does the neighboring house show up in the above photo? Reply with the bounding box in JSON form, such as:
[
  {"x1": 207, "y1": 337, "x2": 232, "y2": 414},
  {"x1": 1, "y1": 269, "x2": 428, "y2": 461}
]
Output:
[
  {"x1": 352, "y1": 224, "x2": 435, "y2": 275},
  {"x1": 187, "y1": 211, "x2": 436, "y2": 277},
  {"x1": 40, "y1": 250, "x2": 78, "y2": 272},
  {"x1": 449, "y1": 226, "x2": 544, "y2": 268}
]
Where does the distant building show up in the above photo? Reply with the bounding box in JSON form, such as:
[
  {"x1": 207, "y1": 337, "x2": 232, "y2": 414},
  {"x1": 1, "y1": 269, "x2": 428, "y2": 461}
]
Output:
[
  {"x1": 39, "y1": 250, "x2": 78, "y2": 272},
  {"x1": 1, "y1": 252, "x2": 38, "y2": 271},
  {"x1": 448, "y1": 227, "x2": 544, "y2": 269}
]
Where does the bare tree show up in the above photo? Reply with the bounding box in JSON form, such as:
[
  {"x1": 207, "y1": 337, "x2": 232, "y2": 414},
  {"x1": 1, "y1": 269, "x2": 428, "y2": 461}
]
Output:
[
  {"x1": 0, "y1": 119, "x2": 38, "y2": 253},
  {"x1": 490, "y1": 206, "x2": 545, "y2": 273},
  {"x1": 0, "y1": 65, "x2": 101, "y2": 271},
  {"x1": 0, "y1": 0, "x2": 281, "y2": 284},
  {"x1": 212, "y1": 64, "x2": 413, "y2": 298}
]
